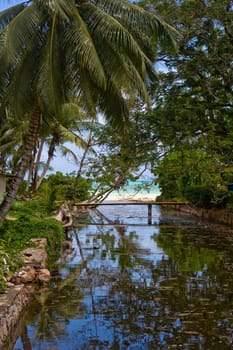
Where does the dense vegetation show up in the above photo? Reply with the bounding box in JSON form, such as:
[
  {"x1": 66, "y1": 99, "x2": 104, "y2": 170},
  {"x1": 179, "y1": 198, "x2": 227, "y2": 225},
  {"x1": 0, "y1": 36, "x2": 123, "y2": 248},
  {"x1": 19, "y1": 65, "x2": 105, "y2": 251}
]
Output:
[
  {"x1": 0, "y1": 172, "x2": 91, "y2": 292},
  {"x1": 135, "y1": 0, "x2": 233, "y2": 208}
]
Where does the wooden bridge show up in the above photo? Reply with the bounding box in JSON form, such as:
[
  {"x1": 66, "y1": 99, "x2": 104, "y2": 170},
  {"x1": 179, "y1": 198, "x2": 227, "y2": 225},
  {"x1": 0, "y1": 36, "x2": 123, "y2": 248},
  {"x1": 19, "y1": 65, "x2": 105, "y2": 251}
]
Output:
[{"x1": 74, "y1": 201, "x2": 189, "y2": 225}]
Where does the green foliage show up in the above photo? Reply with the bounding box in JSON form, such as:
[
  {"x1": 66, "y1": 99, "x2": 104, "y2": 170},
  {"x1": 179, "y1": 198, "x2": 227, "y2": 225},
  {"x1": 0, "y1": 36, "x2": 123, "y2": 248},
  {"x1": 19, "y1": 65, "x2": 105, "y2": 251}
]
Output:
[
  {"x1": 0, "y1": 238, "x2": 23, "y2": 293},
  {"x1": 225, "y1": 192, "x2": 233, "y2": 212},
  {"x1": 0, "y1": 200, "x2": 64, "y2": 292},
  {"x1": 0, "y1": 214, "x2": 64, "y2": 265},
  {"x1": 10, "y1": 200, "x2": 49, "y2": 217},
  {"x1": 38, "y1": 172, "x2": 92, "y2": 205},
  {"x1": 154, "y1": 149, "x2": 223, "y2": 203},
  {"x1": 184, "y1": 185, "x2": 214, "y2": 208},
  {"x1": 138, "y1": 0, "x2": 233, "y2": 209},
  {"x1": 154, "y1": 228, "x2": 225, "y2": 273}
]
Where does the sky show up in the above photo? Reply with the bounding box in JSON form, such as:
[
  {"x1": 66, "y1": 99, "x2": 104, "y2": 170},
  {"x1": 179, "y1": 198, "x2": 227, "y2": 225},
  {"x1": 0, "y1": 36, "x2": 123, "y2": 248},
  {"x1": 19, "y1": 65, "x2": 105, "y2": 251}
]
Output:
[{"x1": 0, "y1": 0, "x2": 23, "y2": 11}]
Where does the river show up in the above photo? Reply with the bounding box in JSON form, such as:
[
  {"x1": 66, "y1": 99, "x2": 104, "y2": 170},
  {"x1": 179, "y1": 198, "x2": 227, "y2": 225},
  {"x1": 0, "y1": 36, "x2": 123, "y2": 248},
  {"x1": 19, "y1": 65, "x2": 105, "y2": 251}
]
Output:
[{"x1": 12, "y1": 204, "x2": 233, "y2": 349}]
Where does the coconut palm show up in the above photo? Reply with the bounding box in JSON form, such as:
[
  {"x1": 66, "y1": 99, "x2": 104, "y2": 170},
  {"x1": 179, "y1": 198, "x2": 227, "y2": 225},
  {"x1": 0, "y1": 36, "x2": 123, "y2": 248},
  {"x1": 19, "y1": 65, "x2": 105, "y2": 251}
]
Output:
[
  {"x1": 28, "y1": 103, "x2": 90, "y2": 192},
  {"x1": 0, "y1": 0, "x2": 179, "y2": 220}
]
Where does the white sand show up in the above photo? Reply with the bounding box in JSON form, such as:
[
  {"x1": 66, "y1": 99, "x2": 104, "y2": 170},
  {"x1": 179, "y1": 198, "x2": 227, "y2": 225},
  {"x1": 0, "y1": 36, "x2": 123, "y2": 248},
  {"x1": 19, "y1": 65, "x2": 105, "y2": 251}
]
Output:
[{"x1": 105, "y1": 192, "x2": 158, "y2": 202}]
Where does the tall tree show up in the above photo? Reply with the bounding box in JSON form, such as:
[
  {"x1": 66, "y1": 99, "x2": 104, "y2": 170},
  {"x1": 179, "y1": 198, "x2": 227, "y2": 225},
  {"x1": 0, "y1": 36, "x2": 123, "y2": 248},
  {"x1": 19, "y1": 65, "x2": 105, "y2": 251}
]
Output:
[
  {"x1": 0, "y1": 0, "x2": 178, "y2": 220},
  {"x1": 140, "y1": 0, "x2": 233, "y2": 153},
  {"x1": 137, "y1": 0, "x2": 233, "y2": 195}
]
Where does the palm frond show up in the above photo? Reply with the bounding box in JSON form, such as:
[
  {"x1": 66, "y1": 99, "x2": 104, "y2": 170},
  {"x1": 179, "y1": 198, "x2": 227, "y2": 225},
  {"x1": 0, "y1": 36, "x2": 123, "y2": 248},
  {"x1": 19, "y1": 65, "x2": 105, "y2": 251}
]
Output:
[
  {"x1": 57, "y1": 144, "x2": 78, "y2": 163},
  {"x1": 1, "y1": 3, "x2": 43, "y2": 64},
  {"x1": 2, "y1": 45, "x2": 40, "y2": 118},
  {"x1": 0, "y1": 140, "x2": 16, "y2": 153},
  {"x1": 0, "y1": 2, "x2": 26, "y2": 30},
  {"x1": 62, "y1": 5, "x2": 106, "y2": 90},
  {"x1": 80, "y1": 4, "x2": 147, "y2": 76},
  {"x1": 97, "y1": 85, "x2": 130, "y2": 131},
  {"x1": 92, "y1": 39, "x2": 150, "y2": 102},
  {"x1": 59, "y1": 125, "x2": 87, "y2": 149},
  {"x1": 93, "y1": 0, "x2": 180, "y2": 51},
  {"x1": 36, "y1": 0, "x2": 73, "y2": 21},
  {"x1": 66, "y1": 65, "x2": 98, "y2": 117},
  {"x1": 37, "y1": 14, "x2": 64, "y2": 117},
  {"x1": 60, "y1": 103, "x2": 83, "y2": 125}
]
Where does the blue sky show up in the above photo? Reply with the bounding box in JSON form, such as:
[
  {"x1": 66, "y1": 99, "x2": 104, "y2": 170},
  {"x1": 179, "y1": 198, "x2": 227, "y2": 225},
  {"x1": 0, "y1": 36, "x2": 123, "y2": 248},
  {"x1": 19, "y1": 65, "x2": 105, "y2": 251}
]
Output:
[{"x1": 0, "y1": 1, "x2": 23, "y2": 11}]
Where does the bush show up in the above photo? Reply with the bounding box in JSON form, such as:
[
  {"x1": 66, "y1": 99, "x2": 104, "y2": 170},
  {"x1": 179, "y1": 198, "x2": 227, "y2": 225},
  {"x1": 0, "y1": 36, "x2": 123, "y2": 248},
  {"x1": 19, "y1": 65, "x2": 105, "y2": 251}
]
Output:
[
  {"x1": 39, "y1": 172, "x2": 92, "y2": 204},
  {"x1": 184, "y1": 185, "x2": 214, "y2": 208},
  {"x1": 0, "y1": 214, "x2": 64, "y2": 266},
  {"x1": 0, "y1": 199, "x2": 65, "y2": 292},
  {"x1": 226, "y1": 192, "x2": 233, "y2": 212}
]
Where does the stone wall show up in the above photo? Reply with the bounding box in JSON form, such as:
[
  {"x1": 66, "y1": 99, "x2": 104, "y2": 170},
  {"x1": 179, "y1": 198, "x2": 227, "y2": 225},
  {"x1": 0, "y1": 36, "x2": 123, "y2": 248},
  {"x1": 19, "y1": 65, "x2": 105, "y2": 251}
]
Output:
[
  {"x1": 0, "y1": 285, "x2": 29, "y2": 349},
  {"x1": 173, "y1": 204, "x2": 233, "y2": 226},
  {"x1": 0, "y1": 237, "x2": 50, "y2": 349}
]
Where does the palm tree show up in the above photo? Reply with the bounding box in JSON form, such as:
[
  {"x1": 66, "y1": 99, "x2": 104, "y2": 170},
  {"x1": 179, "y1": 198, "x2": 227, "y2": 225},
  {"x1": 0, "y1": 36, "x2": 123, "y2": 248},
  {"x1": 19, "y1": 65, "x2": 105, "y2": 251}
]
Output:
[
  {"x1": 0, "y1": 0, "x2": 179, "y2": 221},
  {"x1": 28, "y1": 102, "x2": 89, "y2": 192}
]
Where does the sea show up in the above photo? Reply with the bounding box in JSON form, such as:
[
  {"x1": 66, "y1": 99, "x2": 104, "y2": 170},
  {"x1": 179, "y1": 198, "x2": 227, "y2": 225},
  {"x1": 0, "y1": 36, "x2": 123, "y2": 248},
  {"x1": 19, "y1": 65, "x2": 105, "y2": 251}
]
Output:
[{"x1": 106, "y1": 179, "x2": 160, "y2": 200}]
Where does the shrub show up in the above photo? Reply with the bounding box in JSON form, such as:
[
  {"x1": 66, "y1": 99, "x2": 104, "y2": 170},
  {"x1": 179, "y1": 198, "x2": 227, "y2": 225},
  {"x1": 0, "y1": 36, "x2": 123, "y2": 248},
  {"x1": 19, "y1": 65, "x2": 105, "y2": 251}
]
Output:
[
  {"x1": 184, "y1": 185, "x2": 214, "y2": 208},
  {"x1": 0, "y1": 198, "x2": 65, "y2": 293},
  {"x1": 39, "y1": 172, "x2": 92, "y2": 204}
]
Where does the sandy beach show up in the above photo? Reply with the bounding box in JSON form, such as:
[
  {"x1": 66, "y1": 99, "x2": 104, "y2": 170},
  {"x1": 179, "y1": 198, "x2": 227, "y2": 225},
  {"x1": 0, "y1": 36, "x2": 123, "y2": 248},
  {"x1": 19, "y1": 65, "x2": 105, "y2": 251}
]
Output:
[{"x1": 105, "y1": 192, "x2": 158, "y2": 202}]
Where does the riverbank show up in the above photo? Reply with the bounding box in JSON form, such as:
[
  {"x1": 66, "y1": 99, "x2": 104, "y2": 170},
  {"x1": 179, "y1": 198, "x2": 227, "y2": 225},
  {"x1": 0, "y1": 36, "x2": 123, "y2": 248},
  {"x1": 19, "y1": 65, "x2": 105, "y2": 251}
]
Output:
[
  {"x1": 0, "y1": 285, "x2": 29, "y2": 349},
  {"x1": 0, "y1": 200, "x2": 66, "y2": 349},
  {"x1": 172, "y1": 204, "x2": 233, "y2": 227}
]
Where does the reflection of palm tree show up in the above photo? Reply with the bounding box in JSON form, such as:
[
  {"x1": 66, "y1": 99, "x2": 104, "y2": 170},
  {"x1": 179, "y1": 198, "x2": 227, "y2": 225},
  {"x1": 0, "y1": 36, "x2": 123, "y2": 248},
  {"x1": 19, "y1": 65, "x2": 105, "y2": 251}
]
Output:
[
  {"x1": 24, "y1": 262, "x2": 87, "y2": 341},
  {"x1": 20, "y1": 325, "x2": 32, "y2": 350}
]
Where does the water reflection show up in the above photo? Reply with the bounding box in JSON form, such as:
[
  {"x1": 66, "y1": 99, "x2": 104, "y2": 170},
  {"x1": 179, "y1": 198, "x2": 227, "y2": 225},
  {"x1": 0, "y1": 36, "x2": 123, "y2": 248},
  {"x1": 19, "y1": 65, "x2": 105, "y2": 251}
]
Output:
[{"x1": 13, "y1": 206, "x2": 233, "y2": 350}]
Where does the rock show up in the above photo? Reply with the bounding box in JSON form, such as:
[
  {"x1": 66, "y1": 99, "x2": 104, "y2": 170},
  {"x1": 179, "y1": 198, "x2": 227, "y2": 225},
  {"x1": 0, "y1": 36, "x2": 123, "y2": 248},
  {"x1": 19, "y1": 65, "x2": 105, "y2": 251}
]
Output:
[
  {"x1": 63, "y1": 239, "x2": 73, "y2": 251},
  {"x1": 54, "y1": 203, "x2": 73, "y2": 228},
  {"x1": 21, "y1": 238, "x2": 48, "y2": 268},
  {"x1": 21, "y1": 247, "x2": 47, "y2": 268},
  {"x1": 37, "y1": 269, "x2": 51, "y2": 284},
  {"x1": 18, "y1": 266, "x2": 36, "y2": 283},
  {"x1": 30, "y1": 238, "x2": 47, "y2": 249}
]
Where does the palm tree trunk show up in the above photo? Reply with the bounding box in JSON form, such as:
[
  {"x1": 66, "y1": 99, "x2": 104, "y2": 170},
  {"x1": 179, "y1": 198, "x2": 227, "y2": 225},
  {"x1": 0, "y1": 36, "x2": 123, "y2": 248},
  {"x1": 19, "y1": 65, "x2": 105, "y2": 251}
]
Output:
[
  {"x1": 25, "y1": 148, "x2": 37, "y2": 192},
  {"x1": 0, "y1": 104, "x2": 40, "y2": 222},
  {"x1": 34, "y1": 133, "x2": 57, "y2": 191},
  {"x1": 21, "y1": 325, "x2": 32, "y2": 350},
  {"x1": 74, "y1": 132, "x2": 93, "y2": 189},
  {"x1": 32, "y1": 138, "x2": 45, "y2": 192}
]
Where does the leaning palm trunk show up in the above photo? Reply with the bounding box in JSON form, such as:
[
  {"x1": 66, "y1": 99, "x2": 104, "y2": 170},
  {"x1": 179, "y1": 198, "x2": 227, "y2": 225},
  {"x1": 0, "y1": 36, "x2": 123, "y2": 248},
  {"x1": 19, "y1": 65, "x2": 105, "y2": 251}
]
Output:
[
  {"x1": 34, "y1": 134, "x2": 58, "y2": 192},
  {"x1": 0, "y1": 105, "x2": 40, "y2": 222},
  {"x1": 74, "y1": 132, "x2": 93, "y2": 189},
  {"x1": 31, "y1": 138, "x2": 45, "y2": 192},
  {"x1": 21, "y1": 325, "x2": 32, "y2": 350}
]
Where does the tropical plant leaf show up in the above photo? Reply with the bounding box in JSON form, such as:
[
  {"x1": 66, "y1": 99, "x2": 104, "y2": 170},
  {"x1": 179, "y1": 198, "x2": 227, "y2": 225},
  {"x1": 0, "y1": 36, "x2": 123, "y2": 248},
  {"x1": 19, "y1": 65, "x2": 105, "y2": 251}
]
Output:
[
  {"x1": 1, "y1": 3, "x2": 42, "y2": 64},
  {"x1": 62, "y1": 4, "x2": 106, "y2": 90}
]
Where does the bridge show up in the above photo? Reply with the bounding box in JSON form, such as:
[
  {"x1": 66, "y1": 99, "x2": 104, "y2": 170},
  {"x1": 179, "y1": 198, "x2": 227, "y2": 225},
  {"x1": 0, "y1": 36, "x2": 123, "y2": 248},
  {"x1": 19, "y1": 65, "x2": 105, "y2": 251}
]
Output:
[{"x1": 74, "y1": 201, "x2": 189, "y2": 225}]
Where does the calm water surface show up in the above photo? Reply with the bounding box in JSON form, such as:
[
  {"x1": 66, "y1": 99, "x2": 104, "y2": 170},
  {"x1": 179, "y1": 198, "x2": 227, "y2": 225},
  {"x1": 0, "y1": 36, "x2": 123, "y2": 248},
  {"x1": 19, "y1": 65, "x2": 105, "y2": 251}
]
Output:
[{"x1": 13, "y1": 205, "x2": 233, "y2": 350}]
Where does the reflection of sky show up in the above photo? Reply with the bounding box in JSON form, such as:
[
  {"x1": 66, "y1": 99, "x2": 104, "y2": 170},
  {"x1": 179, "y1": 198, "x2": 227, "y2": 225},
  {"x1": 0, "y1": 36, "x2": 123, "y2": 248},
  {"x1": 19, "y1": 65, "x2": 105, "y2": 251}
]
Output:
[
  {"x1": 73, "y1": 223, "x2": 165, "y2": 265},
  {"x1": 92, "y1": 204, "x2": 161, "y2": 225},
  {"x1": 13, "y1": 205, "x2": 233, "y2": 350}
]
